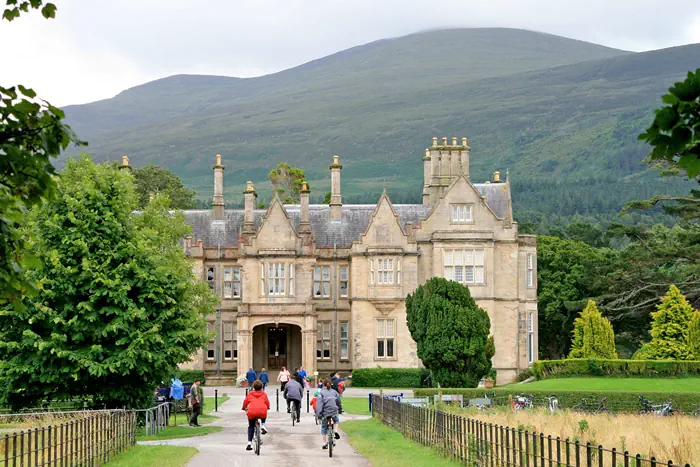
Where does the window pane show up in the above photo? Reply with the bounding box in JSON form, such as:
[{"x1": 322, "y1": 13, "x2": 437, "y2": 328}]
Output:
[
  {"x1": 475, "y1": 266, "x2": 484, "y2": 284},
  {"x1": 376, "y1": 320, "x2": 385, "y2": 338},
  {"x1": 464, "y1": 250, "x2": 474, "y2": 265},
  {"x1": 280, "y1": 277, "x2": 286, "y2": 294},
  {"x1": 223, "y1": 282, "x2": 232, "y2": 298},
  {"x1": 474, "y1": 250, "x2": 485, "y2": 266},
  {"x1": 322, "y1": 282, "x2": 330, "y2": 297},
  {"x1": 322, "y1": 266, "x2": 330, "y2": 280},
  {"x1": 233, "y1": 268, "x2": 240, "y2": 280},
  {"x1": 279, "y1": 263, "x2": 285, "y2": 277},
  {"x1": 387, "y1": 271, "x2": 393, "y2": 283},
  {"x1": 452, "y1": 206, "x2": 458, "y2": 221},
  {"x1": 444, "y1": 266, "x2": 454, "y2": 281},
  {"x1": 233, "y1": 282, "x2": 241, "y2": 297},
  {"x1": 465, "y1": 266, "x2": 474, "y2": 283},
  {"x1": 340, "y1": 281, "x2": 348, "y2": 297},
  {"x1": 223, "y1": 267, "x2": 232, "y2": 281},
  {"x1": 317, "y1": 342, "x2": 322, "y2": 359},
  {"x1": 340, "y1": 267, "x2": 348, "y2": 281},
  {"x1": 465, "y1": 206, "x2": 472, "y2": 221},
  {"x1": 454, "y1": 266, "x2": 463, "y2": 283},
  {"x1": 387, "y1": 339, "x2": 394, "y2": 358},
  {"x1": 323, "y1": 348, "x2": 330, "y2": 359},
  {"x1": 377, "y1": 340, "x2": 385, "y2": 358},
  {"x1": 224, "y1": 350, "x2": 232, "y2": 359},
  {"x1": 207, "y1": 267, "x2": 215, "y2": 281},
  {"x1": 445, "y1": 250, "x2": 453, "y2": 266},
  {"x1": 314, "y1": 267, "x2": 321, "y2": 280},
  {"x1": 341, "y1": 341, "x2": 349, "y2": 360},
  {"x1": 207, "y1": 349, "x2": 215, "y2": 359},
  {"x1": 314, "y1": 282, "x2": 322, "y2": 296},
  {"x1": 386, "y1": 320, "x2": 395, "y2": 338},
  {"x1": 528, "y1": 313, "x2": 534, "y2": 332},
  {"x1": 323, "y1": 323, "x2": 331, "y2": 339},
  {"x1": 340, "y1": 323, "x2": 348, "y2": 339}
]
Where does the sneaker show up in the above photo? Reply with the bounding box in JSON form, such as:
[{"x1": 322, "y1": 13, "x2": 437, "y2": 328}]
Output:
[
  {"x1": 322, "y1": 443, "x2": 329, "y2": 450},
  {"x1": 296, "y1": 418, "x2": 300, "y2": 423},
  {"x1": 334, "y1": 432, "x2": 340, "y2": 440},
  {"x1": 261, "y1": 427, "x2": 268, "y2": 435},
  {"x1": 246, "y1": 443, "x2": 253, "y2": 451}
]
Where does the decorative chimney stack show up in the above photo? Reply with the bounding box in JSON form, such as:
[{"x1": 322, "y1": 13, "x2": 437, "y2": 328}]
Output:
[
  {"x1": 300, "y1": 181, "x2": 311, "y2": 232},
  {"x1": 493, "y1": 170, "x2": 502, "y2": 183},
  {"x1": 424, "y1": 135, "x2": 471, "y2": 206},
  {"x1": 212, "y1": 154, "x2": 225, "y2": 221},
  {"x1": 422, "y1": 148, "x2": 431, "y2": 205},
  {"x1": 329, "y1": 155, "x2": 343, "y2": 221},
  {"x1": 243, "y1": 181, "x2": 257, "y2": 232},
  {"x1": 118, "y1": 156, "x2": 131, "y2": 171}
]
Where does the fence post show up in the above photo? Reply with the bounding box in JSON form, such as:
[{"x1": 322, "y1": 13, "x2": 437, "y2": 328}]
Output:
[
  {"x1": 307, "y1": 390, "x2": 310, "y2": 413},
  {"x1": 586, "y1": 443, "x2": 592, "y2": 467},
  {"x1": 276, "y1": 389, "x2": 279, "y2": 412},
  {"x1": 215, "y1": 390, "x2": 218, "y2": 412}
]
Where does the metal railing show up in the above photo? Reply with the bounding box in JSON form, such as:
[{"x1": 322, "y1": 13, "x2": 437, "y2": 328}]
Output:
[
  {"x1": 372, "y1": 395, "x2": 692, "y2": 467},
  {"x1": 134, "y1": 402, "x2": 173, "y2": 438},
  {"x1": 0, "y1": 410, "x2": 135, "y2": 467}
]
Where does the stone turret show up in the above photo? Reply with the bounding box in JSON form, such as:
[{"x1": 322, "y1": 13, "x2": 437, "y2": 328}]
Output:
[{"x1": 423, "y1": 135, "x2": 471, "y2": 207}]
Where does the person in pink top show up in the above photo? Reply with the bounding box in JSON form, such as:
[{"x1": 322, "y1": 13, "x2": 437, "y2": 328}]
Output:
[{"x1": 277, "y1": 366, "x2": 291, "y2": 392}]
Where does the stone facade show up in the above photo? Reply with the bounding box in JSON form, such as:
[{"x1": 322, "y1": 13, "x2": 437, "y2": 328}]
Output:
[{"x1": 176, "y1": 137, "x2": 537, "y2": 385}]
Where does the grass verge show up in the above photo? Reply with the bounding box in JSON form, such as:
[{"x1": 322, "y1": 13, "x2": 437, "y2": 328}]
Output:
[
  {"x1": 342, "y1": 397, "x2": 371, "y2": 415},
  {"x1": 343, "y1": 417, "x2": 460, "y2": 467},
  {"x1": 106, "y1": 445, "x2": 197, "y2": 466},
  {"x1": 505, "y1": 377, "x2": 700, "y2": 392},
  {"x1": 137, "y1": 425, "x2": 222, "y2": 441}
]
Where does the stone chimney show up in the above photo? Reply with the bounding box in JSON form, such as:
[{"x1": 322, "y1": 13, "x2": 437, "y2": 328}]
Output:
[
  {"x1": 118, "y1": 155, "x2": 131, "y2": 171},
  {"x1": 212, "y1": 154, "x2": 225, "y2": 221},
  {"x1": 300, "y1": 181, "x2": 311, "y2": 232},
  {"x1": 329, "y1": 155, "x2": 343, "y2": 221},
  {"x1": 243, "y1": 181, "x2": 257, "y2": 232},
  {"x1": 422, "y1": 148, "x2": 431, "y2": 205},
  {"x1": 425, "y1": 135, "x2": 472, "y2": 206},
  {"x1": 493, "y1": 170, "x2": 502, "y2": 183}
]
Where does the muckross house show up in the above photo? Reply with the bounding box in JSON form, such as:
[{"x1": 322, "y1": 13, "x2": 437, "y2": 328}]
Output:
[{"x1": 129, "y1": 136, "x2": 537, "y2": 385}]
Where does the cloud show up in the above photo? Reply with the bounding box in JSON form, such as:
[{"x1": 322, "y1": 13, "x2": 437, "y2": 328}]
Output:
[{"x1": 2, "y1": 0, "x2": 699, "y2": 106}]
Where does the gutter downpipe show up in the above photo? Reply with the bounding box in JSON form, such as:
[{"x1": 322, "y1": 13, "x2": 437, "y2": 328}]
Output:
[{"x1": 333, "y1": 241, "x2": 338, "y2": 372}]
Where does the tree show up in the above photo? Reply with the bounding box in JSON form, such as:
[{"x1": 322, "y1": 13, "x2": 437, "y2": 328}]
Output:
[
  {"x1": 132, "y1": 164, "x2": 196, "y2": 209},
  {"x1": 268, "y1": 162, "x2": 308, "y2": 204},
  {"x1": 688, "y1": 311, "x2": 700, "y2": 359},
  {"x1": 0, "y1": 156, "x2": 215, "y2": 410},
  {"x1": 322, "y1": 191, "x2": 332, "y2": 204},
  {"x1": 406, "y1": 277, "x2": 495, "y2": 388},
  {"x1": 641, "y1": 285, "x2": 695, "y2": 360},
  {"x1": 536, "y1": 236, "x2": 615, "y2": 359},
  {"x1": 638, "y1": 69, "x2": 700, "y2": 178},
  {"x1": 1, "y1": 1, "x2": 84, "y2": 308},
  {"x1": 568, "y1": 300, "x2": 618, "y2": 359}
]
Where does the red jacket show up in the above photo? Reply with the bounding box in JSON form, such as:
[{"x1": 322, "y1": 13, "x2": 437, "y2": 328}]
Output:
[{"x1": 242, "y1": 390, "x2": 270, "y2": 419}]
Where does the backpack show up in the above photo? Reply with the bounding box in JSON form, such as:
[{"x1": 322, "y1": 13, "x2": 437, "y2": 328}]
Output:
[{"x1": 338, "y1": 381, "x2": 345, "y2": 395}]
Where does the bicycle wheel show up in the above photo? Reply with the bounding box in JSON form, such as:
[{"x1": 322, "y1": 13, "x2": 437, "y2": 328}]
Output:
[
  {"x1": 692, "y1": 408, "x2": 700, "y2": 418},
  {"x1": 292, "y1": 404, "x2": 296, "y2": 426},
  {"x1": 328, "y1": 422, "x2": 334, "y2": 458},
  {"x1": 255, "y1": 421, "x2": 261, "y2": 456}
]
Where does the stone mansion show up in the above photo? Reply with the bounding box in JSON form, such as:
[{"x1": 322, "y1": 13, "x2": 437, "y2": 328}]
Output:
[{"x1": 174, "y1": 137, "x2": 537, "y2": 385}]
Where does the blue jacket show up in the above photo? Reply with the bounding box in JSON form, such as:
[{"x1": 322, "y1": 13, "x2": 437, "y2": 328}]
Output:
[
  {"x1": 246, "y1": 369, "x2": 257, "y2": 384},
  {"x1": 259, "y1": 372, "x2": 269, "y2": 384},
  {"x1": 299, "y1": 369, "x2": 307, "y2": 379}
]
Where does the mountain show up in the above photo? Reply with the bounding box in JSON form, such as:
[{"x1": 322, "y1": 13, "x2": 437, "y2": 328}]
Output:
[{"x1": 61, "y1": 28, "x2": 696, "y2": 221}]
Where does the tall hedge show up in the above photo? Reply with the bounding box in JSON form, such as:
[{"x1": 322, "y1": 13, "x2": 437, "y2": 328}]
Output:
[
  {"x1": 406, "y1": 278, "x2": 494, "y2": 388},
  {"x1": 568, "y1": 300, "x2": 617, "y2": 359},
  {"x1": 689, "y1": 312, "x2": 700, "y2": 359},
  {"x1": 351, "y1": 368, "x2": 431, "y2": 388},
  {"x1": 644, "y1": 285, "x2": 695, "y2": 360},
  {"x1": 533, "y1": 358, "x2": 700, "y2": 378}
]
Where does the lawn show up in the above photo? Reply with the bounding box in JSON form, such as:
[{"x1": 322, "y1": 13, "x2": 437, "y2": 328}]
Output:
[
  {"x1": 505, "y1": 377, "x2": 700, "y2": 392},
  {"x1": 106, "y1": 445, "x2": 197, "y2": 466},
  {"x1": 343, "y1": 417, "x2": 461, "y2": 467},
  {"x1": 342, "y1": 397, "x2": 371, "y2": 415}
]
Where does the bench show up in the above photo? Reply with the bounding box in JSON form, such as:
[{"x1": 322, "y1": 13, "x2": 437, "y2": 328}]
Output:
[{"x1": 433, "y1": 394, "x2": 464, "y2": 407}]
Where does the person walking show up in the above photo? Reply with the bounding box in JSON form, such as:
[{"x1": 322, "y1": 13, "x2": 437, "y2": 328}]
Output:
[
  {"x1": 315, "y1": 378, "x2": 343, "y2": 450},
  {"x1": 298, "y1": 366, "x2": 308, "y2": 388},
  {"x1": 259, "y1": 367, "x2": 270, "y2": 390},
  {"x1": 330, "y1": 371, "x2": 351, "y2": 393},
  {"x1": 189, "y1": 379, "x2": 202, "y2": 427},
  {"x1": 242, "y1": 380, "x2": 270, "y2": 451},
  {"x1": 277, "y1": 366, "x2": 291, "y2": 392},
  {"x1": 284, "y1": 374, "x2": 304, "y2": 422},
  {"x1": 246, "y1": 368, "x2": 257, "y2": 388}
]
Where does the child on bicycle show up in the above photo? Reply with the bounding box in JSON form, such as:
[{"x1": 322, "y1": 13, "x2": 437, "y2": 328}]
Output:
[
  {"x1": 310, "y1": 390, "x2": 319, "y2": 411},
  {"x1": 242, "y1": 379, "x2": 270, "y2": 451},
  {"x1": 315, "y1": 378, "x2": 343, "y2": 450}
]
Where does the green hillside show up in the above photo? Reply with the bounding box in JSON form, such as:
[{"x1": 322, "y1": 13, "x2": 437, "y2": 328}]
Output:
[{"x1": 61, "y1": 28, "x2": 697, "y2": 220}]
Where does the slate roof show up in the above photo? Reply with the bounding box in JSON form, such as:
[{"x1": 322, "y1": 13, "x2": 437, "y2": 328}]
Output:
[{"x1": 183, "y1": 183, "x2": 508, "y2": 248}]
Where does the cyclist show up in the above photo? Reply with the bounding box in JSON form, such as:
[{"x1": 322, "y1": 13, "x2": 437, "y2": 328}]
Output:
[
  {"x1": 284, "y1": 373, "x2": 304, "y2": 423},
  {"x1": 242, "y1": 379, "x2": 270, "y2": 451},
  {"x1": 315, "y1": 378, "x2": 342, "y2": 450}
]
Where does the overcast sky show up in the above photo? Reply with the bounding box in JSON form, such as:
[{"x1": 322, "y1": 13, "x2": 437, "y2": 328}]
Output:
[{"x1": 2, "y1": 0, "x2": 699, "y2": 106}]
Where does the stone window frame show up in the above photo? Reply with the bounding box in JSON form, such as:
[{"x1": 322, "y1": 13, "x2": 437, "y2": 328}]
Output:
[
  {"x1": 317, "y1": 321, "x2": 332, "y2": 360},
  {"x1": 222, "y1": 265, "x2": 242, "y2": 299},
  {"x1": 527, "y1": 312, "x2": 535, "y2": 364},
  {"x1": 206, "y1": 265, "x2": 217, "y2": 292},
  {"x1": 260, "y1": 262, "x2": 295, "y2": 297},
  {"x1": 313, "y1": 265, "x2": 331, "y2": 299},
  {"x1": 526, "y1": 253, "x2": 535, "y2": 289},
  {"x1": 444, "y1": 249, "x2": 485, "y2": 285},
  {"x1": 339, "y1": 321, "x2": 350, "y2": 361},
  {"x1": 222, "y1": 321, "x2": 237, "y2": 361},
  {"x1": 370, "y1": 257, "x2": 401, "y2": 286},
  {"x1": 375, "y1": 318, "x2": 397, "y2": 361},
  {"x1": 450, "y1": 203, "x2": 473, "y2": 224},
  {"x1": 339, "y1": 265, "x2": 349, "y2": 298},
  {"x1": 206, "y1": 321, "x2": 216, "y2": 361}
]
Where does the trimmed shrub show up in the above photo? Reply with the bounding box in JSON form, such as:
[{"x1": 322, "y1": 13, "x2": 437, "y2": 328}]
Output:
[
  {"x1": 351, "y1": 368, "x2": 432, "y2": 388},
  {"x1": 174, "y1": 370, "x2": 206, "y2": 385},
  {"x1": 568, "y1": 300, "x2": 617, "y2": 359},
  {"x1": 644, "y1": 285, "x2": 695, "y2": 360},
  {"x1": 413, "y1": 388, "x2": 700, "y2": 413},
  {"x1": 688, "y1": 312, "x2": 700, "y2": 359},
  {"x1": 533, "y1": 359, "x2": 700, "y2": 378}
]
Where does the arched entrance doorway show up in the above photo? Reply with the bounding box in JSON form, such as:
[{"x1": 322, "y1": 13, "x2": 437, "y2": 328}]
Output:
[{"x1": 252, "y1": 324, "x2": 303, "y2": 378}]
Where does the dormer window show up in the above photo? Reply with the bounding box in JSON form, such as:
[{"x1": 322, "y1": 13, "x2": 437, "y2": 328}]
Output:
[{"x1": 451, "y1": 204, "x2": 472, "y2": 223}]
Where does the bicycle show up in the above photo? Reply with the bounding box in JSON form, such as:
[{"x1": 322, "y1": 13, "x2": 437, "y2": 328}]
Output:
[
  {"x1": 253, "y1": 417, "x2": 263, "y2": 456},
  {"x1": 638, "y1": 396, "x2": 677, "y2": 416},
  {"x1": 511, "y1": 394, "x2": 533, "y2": 411},
  {"x1": 326, "y1": 415, "x2": 337, "y2": 458},
  {"x1": 291, "y1": 399, "x2": 300, "y2": 426},
  {"x1": 545, "y1": 394, "x2": 559, "y2": 413},
  {"x1": 573, "y1": 397, "x2": 611, "y2": 414}
]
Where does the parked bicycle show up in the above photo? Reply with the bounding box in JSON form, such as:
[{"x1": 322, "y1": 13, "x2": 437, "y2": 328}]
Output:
[
  {"x1": 511, "y1": 394, "x2": 533, "y2": 410},
  {"x1": 572, "y1": 397, "x2": 611, "y2": 414},
  {"x1": 638, "y1": 396, "x2": 678, "y2": 416},
  {"x1": 691, "y1": 405, "x2": 700, "y2": 417},
  {"x1": 544, "y1": 394, "x2": 559, "y2": 413}
]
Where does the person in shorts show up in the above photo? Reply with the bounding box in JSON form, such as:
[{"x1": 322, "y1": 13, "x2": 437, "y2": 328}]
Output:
[{"x1": 315, "y1": 378, "x2": 342, "y2": 449}]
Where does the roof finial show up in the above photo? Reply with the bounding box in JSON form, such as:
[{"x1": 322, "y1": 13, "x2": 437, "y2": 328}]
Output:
[
  {"x1": 493, "y1": 170, "x2": 501, "y2": 183},
  {"x1": 432, "y1": 137, "x2": 438, "y2": 147},
  {"x1": 462, "y1": 137, "x2": 467, "y2": 146},
  {"x1": 119, "y1": 155, "x2": 132, "y2": 170}
]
